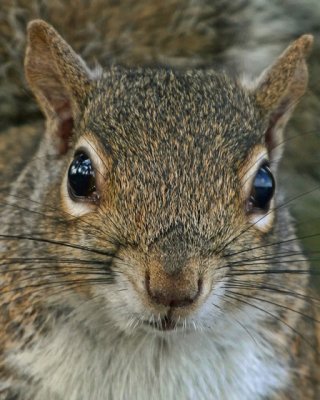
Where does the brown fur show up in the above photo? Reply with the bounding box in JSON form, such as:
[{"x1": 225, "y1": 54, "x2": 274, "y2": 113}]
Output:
[{"x1": 0, "y1": 11, "x2": 319, "y2": 400}]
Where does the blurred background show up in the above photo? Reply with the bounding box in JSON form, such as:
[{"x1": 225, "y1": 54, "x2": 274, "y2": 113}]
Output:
[{"x1": 0, "y1": 0, "x2": 319, "y2": 287}]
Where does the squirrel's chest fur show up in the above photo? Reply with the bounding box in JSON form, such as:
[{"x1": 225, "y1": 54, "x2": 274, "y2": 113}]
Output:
[{"x1": 9, "y1": 312, "x2": 288, "y2": 400}]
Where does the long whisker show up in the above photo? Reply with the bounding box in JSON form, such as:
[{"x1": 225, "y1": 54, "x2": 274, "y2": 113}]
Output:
[
  {"x1": 0, "y1": 277, "x2": 116, "y2": 299},
  {"x1": 215, "y1": 184, "x2": 320, "y2": 257},
  {"x1": 0, "y1": 197, "x2": 127, "y2": 248},
  {"x1": 223, "y1": 292, "x2": 318, "y2": 353},
  {"x1": 223, "y1": 232, "x2": 320, "y2": 259},
  {"x1": 225, "y1": 249, "x2": 317, "y2": 264},
  {"x1": 211, "y1": 295, "x2": 260, "y2": 346},
  {"x1": 225, "y1": 289, "x2": 319, "y2": 323},
  {"x1": 0, "y1": 233, "x2": 117, "y2": 258},
  {"x1": 225, "y1": 279, "x2": 320, "y2": 304}
]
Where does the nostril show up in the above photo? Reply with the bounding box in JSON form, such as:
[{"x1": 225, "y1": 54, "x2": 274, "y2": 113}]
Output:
[
  {"x1": 197, "y1": 278, "x2": 203, "y2": 294},
  {"x1": 145, "y1": 271, "x2": 151, "y2": 294},
  {"x1": 145, "y1": 272, "x2": 202, "y2": 308},
  {"x1": 167, "y1": 295, "x2": 196, "y2": 308}
]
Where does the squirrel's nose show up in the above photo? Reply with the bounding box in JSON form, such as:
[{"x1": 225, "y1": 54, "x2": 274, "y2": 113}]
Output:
[{"x1": 145, "y1": 268, "x2": 202, "y2": 308}]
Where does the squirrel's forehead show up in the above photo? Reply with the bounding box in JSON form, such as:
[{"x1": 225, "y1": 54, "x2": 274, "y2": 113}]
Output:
[
  {"x1": 80, "y1": 73, "x2": 265, "y2": 234},
  {"x1": 85, "y1": 71, "x2": 263, "y2": 159},
  {"x1": 86, "y1": 119, "x2": 263, "y2": 178},
  {"x1": 91, "y1": 69, "x2": 258, "y2": 121},
  {"x1": 86, "y1": 125, "x2": 264, "y2": 205}
]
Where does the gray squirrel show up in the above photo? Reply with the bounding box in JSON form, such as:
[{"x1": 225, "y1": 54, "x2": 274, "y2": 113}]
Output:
[{"x1": 0, "y1": 2, "x2": 320, "y2": 399}]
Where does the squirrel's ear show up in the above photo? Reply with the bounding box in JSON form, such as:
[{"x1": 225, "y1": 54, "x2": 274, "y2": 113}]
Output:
[
  {"x1": 25, "y1": 20, "x2": 95, "y2": 154},
  {"x1": 252, "y1": 35, "x2": 313, "y2": 164}
]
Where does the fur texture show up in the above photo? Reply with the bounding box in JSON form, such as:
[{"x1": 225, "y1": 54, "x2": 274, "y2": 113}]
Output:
[{"x1": 0, "y1": 2, "x2": 320, "y2": 400}]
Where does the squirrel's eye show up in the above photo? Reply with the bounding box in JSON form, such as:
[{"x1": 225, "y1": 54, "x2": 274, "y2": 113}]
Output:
[
  {"x1": 68, "y1": 152, "x2": 97, "y2": 200},
  {"x1": 247, "y1": 164, "x2": 275, "y2": 212}
]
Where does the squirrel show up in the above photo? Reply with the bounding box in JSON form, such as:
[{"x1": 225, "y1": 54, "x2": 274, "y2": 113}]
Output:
[{"x1": 0, "y1": 2, "x2": 320, "y2": 400}]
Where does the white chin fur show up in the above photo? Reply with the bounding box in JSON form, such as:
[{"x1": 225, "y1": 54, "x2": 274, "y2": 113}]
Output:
[{"x1": 10, "y1": 295, "x2": 289, "y2": 400}]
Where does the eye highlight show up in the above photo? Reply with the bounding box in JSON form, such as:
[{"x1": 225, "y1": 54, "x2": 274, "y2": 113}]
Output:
[
  {"x1": 247, "y1": 163, "x2": 275, "y2": 213},
  {"x1": 67, "y1": 152, "x2": 97, "y2": 201}
]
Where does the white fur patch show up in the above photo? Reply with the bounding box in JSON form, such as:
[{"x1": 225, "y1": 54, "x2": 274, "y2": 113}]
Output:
[{"x1": 9, "y1": 297, "x2": 289, "y2": 400}]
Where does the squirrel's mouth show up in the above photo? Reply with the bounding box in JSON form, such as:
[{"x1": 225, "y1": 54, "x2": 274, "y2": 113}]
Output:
[{"x1": 143, "y1": 315, "x2": 183, "y2": 332}]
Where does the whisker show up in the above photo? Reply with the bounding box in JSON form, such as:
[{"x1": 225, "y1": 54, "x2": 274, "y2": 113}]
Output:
[
  {"x1": 212, "y1": 297, "x2": 260, "y2": 346},
  {"x1": 0, "y1": 277, "x2": 116, "y2": 299},
  {"x1": 0, "y1": 197, "x2": 126, "y2": 248},
  {"x1": 225, "y1": 279, "x2": 320, "y2": 304},
  {"x1": 0, "y1": 233, "x2": 118, "y2": 258},
  {"x1": 226, "y1": 269, "x2": 314, "y2": 277},
  {"x1": 225, "y1": 249, "x2": 317, "y2": 264},
  {"x1": 223, "y1": 292, "x2": 318, "y2": 353},
  {"x1": 216, "y1": 184, "x2": 320, "y2": 257},
  {"x1": 223, "y1": 232, "x2": 320, "y2": 260},
  {"x1": 225, "y1": 289, "x2": 320, "y2": 323},
  {"x1": 0, "y1": 257, "x2": 113, "y2": 268}
]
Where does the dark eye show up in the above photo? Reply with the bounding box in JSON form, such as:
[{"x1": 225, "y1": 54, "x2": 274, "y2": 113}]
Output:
[
  {"x1": 247, "y1": 163, "x2": 275, "y2": 212},
  {"x1": 68, "y1": 152, "x2": 97, "y2": 200}
]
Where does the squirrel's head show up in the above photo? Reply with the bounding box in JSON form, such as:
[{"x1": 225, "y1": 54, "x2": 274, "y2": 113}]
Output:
[{"x1": 24, "y1": 20, "x2": 312, "y2": 333}]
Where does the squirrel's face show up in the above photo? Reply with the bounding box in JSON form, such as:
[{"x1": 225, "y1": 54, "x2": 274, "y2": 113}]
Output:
[
  {"x1": 57, "y1": 70, "x2": 272, "y2": 331},
  {"x1": 24, "y1": 21, "x2": 312, "y2": 333}
]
